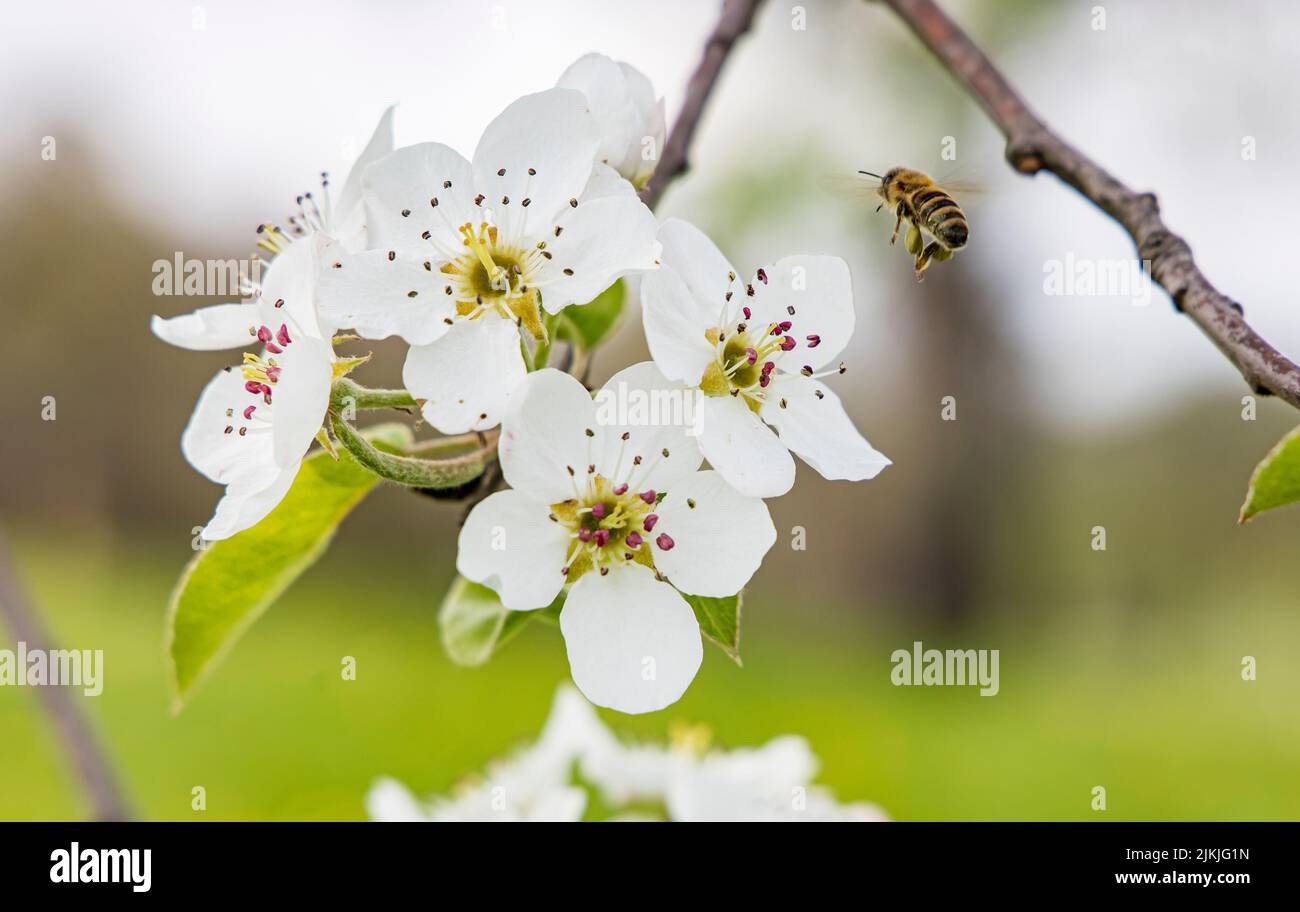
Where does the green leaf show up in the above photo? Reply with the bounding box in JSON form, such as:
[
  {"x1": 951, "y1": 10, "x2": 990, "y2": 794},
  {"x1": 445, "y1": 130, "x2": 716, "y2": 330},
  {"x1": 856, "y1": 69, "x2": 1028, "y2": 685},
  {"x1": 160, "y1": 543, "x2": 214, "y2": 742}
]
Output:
[
  {"x1": 1240, "y1": 424, "x2": 1300, "y2": 523},
  {"x1": 438, "y1": 575, "x2": 561, "y2": 666},
  {"x1": 684, "y1": 591, "x2": 742, "y2": 665},
  {"x1": 166, "y1": 423, "x2": 411, "y2": 711},
  {"x1": 556, "y1": 279, "x2": 625, "y2": 351}
]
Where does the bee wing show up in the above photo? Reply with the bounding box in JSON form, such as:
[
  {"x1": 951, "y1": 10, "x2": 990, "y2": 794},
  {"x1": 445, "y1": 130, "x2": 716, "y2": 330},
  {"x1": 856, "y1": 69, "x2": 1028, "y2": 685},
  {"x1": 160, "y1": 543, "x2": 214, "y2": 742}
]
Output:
[
  {"x1": 938, "y1": 179, "x2": 985, "y2": 197},
  {"x1": 817, "y1": 172, "x2": 881, "y2": 200}
]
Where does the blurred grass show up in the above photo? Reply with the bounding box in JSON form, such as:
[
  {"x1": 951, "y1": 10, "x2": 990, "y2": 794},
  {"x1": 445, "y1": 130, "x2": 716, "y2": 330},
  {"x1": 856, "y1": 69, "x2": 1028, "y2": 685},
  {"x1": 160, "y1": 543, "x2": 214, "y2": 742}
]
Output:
[{"x1": 3, "y1": 522, "x2": 1298, "y2": 822}]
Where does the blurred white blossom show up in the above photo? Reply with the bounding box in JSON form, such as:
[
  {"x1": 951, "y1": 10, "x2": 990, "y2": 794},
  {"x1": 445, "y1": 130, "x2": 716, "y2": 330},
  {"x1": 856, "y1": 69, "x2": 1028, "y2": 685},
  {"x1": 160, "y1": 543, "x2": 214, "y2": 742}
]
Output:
[{"x1": 367, "y1": 685, "x2": 889, "y2": 822}]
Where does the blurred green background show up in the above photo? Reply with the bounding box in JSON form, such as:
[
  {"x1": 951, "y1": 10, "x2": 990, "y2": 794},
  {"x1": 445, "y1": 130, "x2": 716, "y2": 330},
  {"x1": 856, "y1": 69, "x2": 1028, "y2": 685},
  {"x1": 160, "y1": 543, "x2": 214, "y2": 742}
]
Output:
[{"x1": 4, "y1": 0, "x2": 1300, "y2": 820}]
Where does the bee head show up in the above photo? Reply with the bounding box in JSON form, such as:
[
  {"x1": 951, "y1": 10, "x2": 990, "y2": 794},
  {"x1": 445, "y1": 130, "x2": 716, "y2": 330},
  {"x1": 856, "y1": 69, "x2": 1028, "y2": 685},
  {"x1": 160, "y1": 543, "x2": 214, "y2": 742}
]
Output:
[{"x1": 878, "y1": 170, "x2": 930, "y2": 201}]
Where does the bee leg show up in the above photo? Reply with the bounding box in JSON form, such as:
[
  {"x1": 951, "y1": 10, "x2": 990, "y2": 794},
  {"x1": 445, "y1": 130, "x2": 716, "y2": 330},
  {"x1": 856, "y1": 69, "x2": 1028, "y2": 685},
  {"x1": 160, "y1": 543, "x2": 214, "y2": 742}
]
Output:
[
  {"x1": 889, "y1": 202, "x2": 909, "y2": 246},
  {"x1": 914, "y1": 241, "x2": 947, "y2": 280}
]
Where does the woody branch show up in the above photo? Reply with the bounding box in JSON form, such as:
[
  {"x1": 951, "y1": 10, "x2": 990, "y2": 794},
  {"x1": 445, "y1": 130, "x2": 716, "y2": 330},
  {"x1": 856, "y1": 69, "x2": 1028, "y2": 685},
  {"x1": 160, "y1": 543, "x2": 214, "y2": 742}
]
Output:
[{"x1": 880, "y1": 0, "x2": 1300, "y2": 411}]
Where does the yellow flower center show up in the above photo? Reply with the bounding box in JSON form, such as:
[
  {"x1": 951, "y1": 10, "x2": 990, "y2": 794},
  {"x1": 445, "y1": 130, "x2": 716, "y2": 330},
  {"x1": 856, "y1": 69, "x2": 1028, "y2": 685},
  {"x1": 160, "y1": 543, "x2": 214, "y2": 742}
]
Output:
[
  {"x1": 441, "y1": 222, "x2": 546, "y2": 340},
  {"x1": 698, "y1": 321, "x2": 791, "y2": 412},
  {"x1": 550, "y1": 474, "x2": 662, "y2": 583}
]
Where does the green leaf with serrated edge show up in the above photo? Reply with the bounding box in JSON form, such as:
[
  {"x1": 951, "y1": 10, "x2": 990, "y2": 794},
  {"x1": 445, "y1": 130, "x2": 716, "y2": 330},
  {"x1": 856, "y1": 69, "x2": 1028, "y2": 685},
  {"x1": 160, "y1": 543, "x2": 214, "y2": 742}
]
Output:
[
  {"x1": 439, "y1": 575, "x2": 563, "y2": 666},
  {"x1": 556, "y1": 279, "x2": 624, "y2": 350},
  {"x1": 166, "y1": 423, "x2": 411, "y2": 711},
  {"x1": 684, "y1": 591, "x2": 742, "y2": 666},
  {"x1": 1240, "y1": 424, "x2": 1300, "y2": 523}
]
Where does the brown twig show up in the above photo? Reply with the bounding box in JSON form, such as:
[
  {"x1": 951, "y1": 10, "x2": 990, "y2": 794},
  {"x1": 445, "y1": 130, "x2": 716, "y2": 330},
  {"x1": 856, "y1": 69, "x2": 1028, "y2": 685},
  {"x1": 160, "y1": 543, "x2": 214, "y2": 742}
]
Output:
[
  {"x1": 639, "y1": 0, "x2": 766, "y2": 211},
  {"x1": 880, "y1": 0, "x2": 1300, "y2": 410},
  {"x1": 0, "y1": 526, "x2": 131, "y2": 820}
]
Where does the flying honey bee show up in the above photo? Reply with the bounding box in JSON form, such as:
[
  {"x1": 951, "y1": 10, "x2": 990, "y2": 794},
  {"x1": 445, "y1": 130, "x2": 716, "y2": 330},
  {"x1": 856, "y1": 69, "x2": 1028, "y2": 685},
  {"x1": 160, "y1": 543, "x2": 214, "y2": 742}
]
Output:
[{"x1": 829, "y1": 167, "x2": 972, "y2": 280}]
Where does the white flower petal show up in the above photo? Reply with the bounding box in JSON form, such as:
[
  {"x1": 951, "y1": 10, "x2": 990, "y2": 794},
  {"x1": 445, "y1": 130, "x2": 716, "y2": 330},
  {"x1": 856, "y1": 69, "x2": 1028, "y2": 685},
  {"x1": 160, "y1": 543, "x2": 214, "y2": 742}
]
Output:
[
  {"x1": 365, "y1": 777, "x2": 428, "y2": 822},
  {"x1": 559, "y1": 565, "x2": 702, "y2": 714},
  {"x1": 747, "y1": 254, "x2": 854, "y2": 370},
  {"x1": 336, "y1": 106, "x2": 395, "y2": 225},
  {"x1": 269, "y1": 335, "x2": 333, "y2": 469},
  {"x1": 317, "y1": 248, "x2": 455, "y2": 345},
  {"x1": 361, "y1": 142, "x2": 477, "y2": 259},
  {"x1": 497, "y1": 368, "x2": 597, "y2": 504},
  {"x1": 593, "y1": 361, "x2": 703, "y2": 492},
  {"x1": 760, "y1": 375, "x2": 890, "y2": 482},
  {"x1": 640, "y1": 266, "x2": 716, "y2": 386},
  {"x1": 534, "y1": 193, "x2": 659, "y2": 313},
  {"x1": 581, "y1": 740, "x2": 682, "y2": 806},
  {"x1": 202, "y1": 462, "x2": 299, "y2": 541},
  {"x1": 615, "y1": 62, "x2": 665, "y2": 186},
  {"x1": 403, "y1": 316, "x2": 527, "y2": 434},
  {"x1": 655, "y1": 218, "x2": 736, "y2": 318},
  {"x1": 457, "y1": 489, "x2": 571, "y2": 611},
  {"x1": 150, "y1": 303, "x2": 259, "y2": 351},
  {"x1": 471, "y1": 89, "x2": 599, "y2": 235},
  {"x1": 523, "y1": 787, "x2": 588, "y2": 822},
  {"x1": 181, "y1": 368, "x2": 277, "y2": 485},
  {"x1": 640, "y1": 219, "x2": 737, "y2": 385},
  {"x1": 696, "y1": 395, "x2": 795, "y2": 498},
  {"x1": 532, "y1": 684, "x2": 621, "y2": 769},
  {"x1": 257, "y1": 235, "x2": 330, "y2": 340},
  {"x1": 578, "y1": 162, "x2": 637, "y2": 203},
  {"x1": 557, "y1": 53, "x2": 664, "y2": 187},
  {"x1": 557, "y1": 54, "x2": 640, "y2": 170},
  {"x1": 653, "y1": 470, "x2": 775, "y2": 597},
  {"x1": 666, "y1": 735, "x2": 821, "y2": 822}
]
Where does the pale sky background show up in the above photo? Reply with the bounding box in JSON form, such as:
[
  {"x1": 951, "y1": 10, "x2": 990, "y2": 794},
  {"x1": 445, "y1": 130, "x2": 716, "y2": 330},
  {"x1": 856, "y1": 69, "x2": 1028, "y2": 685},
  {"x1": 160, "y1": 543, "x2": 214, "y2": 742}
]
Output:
[{"x1": 4, "y1": 0, "x2": 1298, "y2": 433}]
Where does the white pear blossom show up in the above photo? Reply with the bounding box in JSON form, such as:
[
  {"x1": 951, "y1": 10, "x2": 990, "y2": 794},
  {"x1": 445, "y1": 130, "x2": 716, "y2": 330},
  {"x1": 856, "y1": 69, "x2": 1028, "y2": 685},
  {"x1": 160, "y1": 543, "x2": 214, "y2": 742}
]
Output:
[
  {"x1": 456, "y1": 367, "x2": 775, "y2": 714},
  {"x1": 366, "y1": 686, "x2": 606, "y2": 822},
  {"x1": 170, "y1": 233, "x2": 337, "y2": 540},
  {"x1": 181, "y1": 318, "x2": 333, "y2": 540},
  {"x1": 663, "y1": 736, "x2": 891, "y2": 823},
  {"x1": 556, "y1": 53, "x2": 666, "y2": 189},
  {"x1": 640, "y1": 218, "x2": 891, "y2": 499},
  {"x1": 150, "y1": 107, "x2": 395, "y2": 351},
  {"x1": 368, "y1": 686, "x2": 889, "y2": 822},
  {"x1": 317, "y1": 88, "x2": 660, "y2": 435}
]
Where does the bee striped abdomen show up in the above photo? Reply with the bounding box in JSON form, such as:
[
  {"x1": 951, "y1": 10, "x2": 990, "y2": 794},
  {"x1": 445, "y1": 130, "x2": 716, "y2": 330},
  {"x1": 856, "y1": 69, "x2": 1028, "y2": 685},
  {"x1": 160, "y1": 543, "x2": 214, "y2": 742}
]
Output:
[{"x1": 915, "y1": 189, "x2": 968, "y2": 250}]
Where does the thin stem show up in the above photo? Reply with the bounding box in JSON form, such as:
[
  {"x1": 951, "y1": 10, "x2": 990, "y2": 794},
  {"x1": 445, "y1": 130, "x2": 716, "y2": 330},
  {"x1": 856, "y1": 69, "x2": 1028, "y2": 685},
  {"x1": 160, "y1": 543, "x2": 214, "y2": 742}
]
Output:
[
  {"x1": 639, "y1": 0, "x2": 766, "y2": 211},
  {"x1": 331, "y1": 378, "x2": 419, "y2": 411},
  {"x1": 880, "y1": 0, "x2": 1300, "y2": 411},
  {"x1": 0, "y1": 526, "x2": 131, "y2": 820},
  {"x1": 404, "y1": 430, "x2": 499, "y2": 459},
  {"x1": 331, "y1": 416, "x2": 496, "y2": 489}
]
